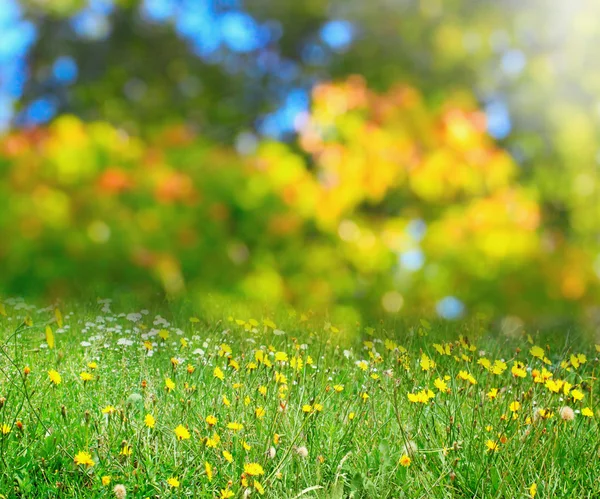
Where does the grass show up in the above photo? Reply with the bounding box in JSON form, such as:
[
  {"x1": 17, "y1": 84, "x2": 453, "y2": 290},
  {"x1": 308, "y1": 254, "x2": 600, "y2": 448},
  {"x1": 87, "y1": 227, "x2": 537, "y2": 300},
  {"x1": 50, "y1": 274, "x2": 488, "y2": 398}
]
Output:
[{"x1": 0, "y1": 297, "x2": 599, "y2": 498}]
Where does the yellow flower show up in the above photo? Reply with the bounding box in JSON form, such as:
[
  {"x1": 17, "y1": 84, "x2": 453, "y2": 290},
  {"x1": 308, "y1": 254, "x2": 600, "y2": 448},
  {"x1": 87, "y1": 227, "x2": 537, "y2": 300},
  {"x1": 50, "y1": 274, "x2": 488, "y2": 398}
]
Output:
[
  {"x1": 80, "y1": 372, "x2": 94, "y2": 382},
  {"x1": 119, "y1": 444, "x2": 132, "y2": 456},
  {"x1": 275, "y1": 351, "x2": 288, "y2": 362},
  {"x1": 302, "y1": 404, "x2": 312, "y2": 413},
  {"x1": 254, "y1": 480, "x2": 265, "y2": 495},
  {"x1": 220, "y1": 488, "x2": 234, "y2": 498},
  {"x1": 144, "y1": 414, "x2": 156, "y2": 429},
  {"x1": 530, "y1": 346, "x2": 544, "y2": 358},
  {"x1": 165, "y1": 378, "x2": 175, "y2": 392},
  {"x1": 101, "y1": 476, "x2": 111, "y2": 486},
  {"x1": 490, "y1": 360, "x2": 507, "y2": 375},
  {"x1": 102, "y1": 405, "x2": 116, "y2": 414},
  {"x1": 485, "y1": 440, "x2": 499, "y2": 452},
  {"x1": 487, "y1": 388, "x2": 499, "y2": 400},
  {"x1": 242, "y1": 440, "x2": 252, "y2": 451},
  {"x1": 74, "y1": 451, "x2": 94, "y2": 467},
  {"x1": 529, "y1": 482, "x2": 537, "y2": 498},
  {"x1": 511, "y1": 363, "x2": 527, "y2": 378},
  {"x1": 227, "y1": 422, "x2": 244, "y2": 432},
  {"x1": 255, "y1": 407, "x2": 266, "y2": 419},
  {"x1": 167, "y1": 477, "x2": 180, "y2": 488},
  {"x1": 186, "y1": 364, "x2": 195, "y2": 374},
  {"x1": 87, "y1": 362, "x2": 98, "y2": 370},
  {"x1": 333, "y1": 384, "x2": 344, "y2": 393},
  {"x1": 222, "y1": 395, "x2": 231, "y2": 406},
  {"x1": 399, "y1": 454, "x2": 411, "y2": 467},
  {"x1": 509, "y1": 401, "x2": 521, "y2": 412},
  {"x1": 48, "y1": 369, "x2": 61, "y2": 386},
  {"x1": 214, "y1": 367, "x2": 225, "y2": 380},
  {"x1": 206, "y1": 414, "x2": 217, "y2": 426},
  {"x1": 223, "y1": 450, "x2": 233, "y2": 463},
  {"x1": 158, "y1": 329, "x2": 170, "y2": 340},
  {"x1": 205, "y1": 461, "x2": 213, "y2": 481},
  {"x1": 420, "y1": 353, "x2": 435, "y2": 371},
  {"x1": 571, "y1": 389, "x2": 584, "y2": 402},
  {"x1": 1, "y1": 424, "x2": 11, "y2": 435},
  {"x1": 244, "y1": 462, "x2": 265, "y2": 476},
  {"x1": 357, "y1": 360, "x2": 368, "y2": 372},
  {"x1": 174, "y1": 424, "x2": 191, "y2": 440},
  {"x1": 582, "y1": 407, "x2": 594, "y2": 418},
  {"x1": 434, "y1": 378, "x2": 448, "y2": 392},
  {"x1": 457, "y1": 370, "x2": 477, "y2": 385}
]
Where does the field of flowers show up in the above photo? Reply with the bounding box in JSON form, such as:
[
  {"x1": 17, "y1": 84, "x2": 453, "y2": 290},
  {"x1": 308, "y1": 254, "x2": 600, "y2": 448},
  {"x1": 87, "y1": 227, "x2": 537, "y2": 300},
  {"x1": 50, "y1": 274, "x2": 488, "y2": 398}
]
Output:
[{"x1": 0, "y1": 297, "x2": 598, "y2": 498}]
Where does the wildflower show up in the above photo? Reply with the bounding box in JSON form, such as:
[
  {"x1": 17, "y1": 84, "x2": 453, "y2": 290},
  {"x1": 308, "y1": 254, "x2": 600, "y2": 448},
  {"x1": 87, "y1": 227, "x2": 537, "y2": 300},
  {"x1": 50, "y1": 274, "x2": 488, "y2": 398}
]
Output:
[
  {"x1": 220, "y1": 488, "x2": 234, "y2": 498},
  {"x1": 244, "y1": 463, "x2": 265, "y2": 476},
  {"x1": 420, "y1": 353, "x2": 435, "y2": 371},
  {"x1": 509, "y1": 401, "x2": 521, "y2": 412},
  {"x1": 214, "y1": 367, "x2": 224, "y2": 380},
  {"x1": 511, "y1": 363, "x2": 527, "y2": 378},
  {"x1": 487, "y1": 388, "x2": 499, "y2": 400},
  {"x1": 205, "y1": 461, "x2": 213, "y2": 481},
  {"x1": 571, "y1": 389, "x2": 584, "y2": 402},
  {"x1": 333, "y1": 384, "x2": 344, "y2": 393},
  {"x1": 102, "y1": 405, "x2": 116, "y2": 415},
  {"x1": 1, "y1": 424, "x2": 11, "y2": 435},
  {"x1": 457, "y1": 370, "x2": 477, "y2": 385},
  {"x1": 530, "y1": 346, "x2": 544, "y2": 358},
  {"x1": 48, "y1": 369, "x2": 61, "y2": 385},
  {"x1": 102, "y1": 476, "x2": 111, "y2": 486},
  {"x1": 187, "y1": 364, "x2": 195, "y2": 374},
  {"x1": 486, "y1": 440, "x2": 499, "y2": 452},
  {"x1": 582, "y1": 407, "x2": 594, "y2": 418},
  {"x1": 295, "y1": 446, "x2": 309, "y2": 458},
  {"x1": 206, "y1": 414, "x2": 217, "y2": 426},
  {"x1": 399, "y1": 454, "x2": 411, "y2": 467},
  {"x1": 119, "y1": 444, "x2": 132, "y2": 456},
  {"x1": 167, "y1": 477, "x2": 180, "y2": 488},
  {"x1": 242, "y1": 440, "x2": 252, "y2": 451},
  {"x1": 23, "y1": 366, "x2": 31, "y2": 376},
  {"x1": 275, "y1": 351, "x2": 288, "y2": 362},
  {"x1": 113, "y1": 484, "x2": 127, "y2": 499},
  {"x1": 559, "y1": 406, "x2": 575, "y2": 421},
  {"x1": 165, "y1": 378, "x2": 175, "y2": 392},
  {"x1": 530, "y1": 482, "x2": 537, "y2": 498},
  {"x1": 255, "y1": 407, "x2": 266, "y2": 419},
  {"x1": 434, "y1": 378, "x2": 448, "y2": 392},
  {"x1": 223, "y1": 450, "x2": 233, "y2": 463},
  {"x1": 80, "y1": 372, "x2": 94, "y2": 382},
  {"x1": 490, "y1": 360, "x2": 507, "y2": 375},
  {"x1": 74, "y1": 451, "x2": 94, "y2": 467},
  {"x1": 254, "y1": 480, "x2": 265, "y2": 495},
  {"x1": 144, "y1": 414, "x2": 155, "y2": 428},
  {"x1": 227, "y1": 422, "x2": 244, "y2": 432},
  {"x1": 174, "y1": 425, "x2": 191, "y2": 440}
]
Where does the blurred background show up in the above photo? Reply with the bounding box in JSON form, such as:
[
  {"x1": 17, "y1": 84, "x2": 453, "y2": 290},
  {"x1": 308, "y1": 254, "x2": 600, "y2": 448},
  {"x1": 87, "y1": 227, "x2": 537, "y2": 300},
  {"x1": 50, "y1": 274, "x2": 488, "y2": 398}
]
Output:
[{"x1": 0, "y1": 0, "x2": 599, "y2": 325}]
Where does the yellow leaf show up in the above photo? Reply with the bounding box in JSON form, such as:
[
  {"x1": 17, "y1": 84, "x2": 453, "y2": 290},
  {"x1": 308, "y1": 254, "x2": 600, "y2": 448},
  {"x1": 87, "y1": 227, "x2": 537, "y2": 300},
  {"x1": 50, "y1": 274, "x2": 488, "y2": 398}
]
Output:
[{"x1": 46, "y1": 325, "x2": 55, "y2": 350}]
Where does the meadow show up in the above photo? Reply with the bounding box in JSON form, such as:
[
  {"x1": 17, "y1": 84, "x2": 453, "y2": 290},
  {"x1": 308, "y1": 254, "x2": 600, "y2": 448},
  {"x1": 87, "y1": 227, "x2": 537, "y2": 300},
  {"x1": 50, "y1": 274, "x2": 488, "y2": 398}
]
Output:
[{"x1": 0, "y1": 297, "x2": 598, "y2": 498}]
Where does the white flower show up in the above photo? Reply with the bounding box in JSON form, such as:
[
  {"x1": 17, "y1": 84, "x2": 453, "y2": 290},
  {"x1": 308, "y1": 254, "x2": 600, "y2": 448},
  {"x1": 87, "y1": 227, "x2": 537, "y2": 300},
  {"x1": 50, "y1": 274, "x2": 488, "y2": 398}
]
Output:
[{"x1": 80, "y1": 341, "x2": 91, "y2": 347}]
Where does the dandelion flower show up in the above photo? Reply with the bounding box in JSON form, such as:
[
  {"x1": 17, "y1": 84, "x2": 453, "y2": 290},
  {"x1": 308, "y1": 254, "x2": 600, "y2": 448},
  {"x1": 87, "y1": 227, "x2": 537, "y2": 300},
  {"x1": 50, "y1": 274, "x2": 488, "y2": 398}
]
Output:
[
  {"x1": 167, "y1": 477, "x2": 180, "y2": 488},
  {"x1": 582, "y1": 407, "x2": 594, "y2": 418},
  {"x1": 243, "y1": 462, "x2": 265, "y2": 476},
  {"x1": 144, "y1": 414, "x2": 155, "y2": 428},
  {"x1": 48, "y1": 369, "x2": 61, "y2": 385},
  {"x1": 1, "y1": 424, "x2": 11, "y2": 435},
  {"x1": 399, "y1": 454, "x2": 411, "y2": 467},
  {"x1": 559, "y1": 406, "x2": 575, "y2": 421},
  {"x1": 206, "y1": 414, "x2": 217, "y2": 426},
  {"x1": 74, "y1": 451, "x2": 94, "y2": 467},
  {"x1": 102, "y1": 476, "x2": 111, "y2": 486},
  {"x1": 113, "y1": 484, "x2": 126, "y2": 499},
  {"x1": 174, "y1": 424, "x2": 191, "y2": 440},
  {"x1": 227, "y1": 422, "x2": 244, "y2": 432}
]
